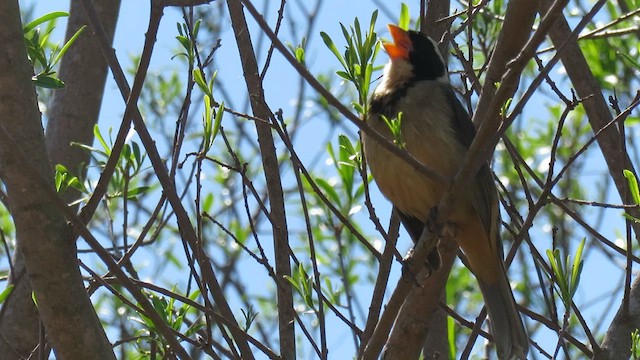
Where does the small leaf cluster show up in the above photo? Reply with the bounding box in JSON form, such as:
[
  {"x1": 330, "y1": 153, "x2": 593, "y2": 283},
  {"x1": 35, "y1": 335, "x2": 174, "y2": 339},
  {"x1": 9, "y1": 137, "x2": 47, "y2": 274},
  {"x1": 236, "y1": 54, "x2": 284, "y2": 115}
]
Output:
[
  {"x1": 130, "y1": 290, "x2": 203, "y2": 357},
  {"x1": 178, "y1": 18, "x2": 225, "y2": 157},
  {"x1": 285, "y1": 263, "x2": 342, "y2": 314},
  {"x1": 323, "y1": 135, "x2": 365, "y2": 214},
  {"x1": 193, "y1": 69, "x2": 224, "y2": 156},
  {"x1": 23, "y1": 12, "x2": 85, "y2": 89},
  {"x1": 54, "y1": 164, "x2": 83, "y2": 195},
  {"x1": 285, "y1": 263, "x2": 316, "y2": 312},
  {"x1": 175, "y1": 20, "x2": 202, "y2": 66},
  {"x1": 380, "y1": 112, "x2": 405, "y2": 149},
  {"x1": 240, "y1": 305, "x2": 258, "y2": 332},
  {"x1": 320, "y1": 11, "x2": 382, "y2": 116},
  {"x1": 287, "y1": 38, "x2": 307, "y2": 66},
  {"x1": 546, "y1": 238, "x2": 585, "y2": 309},
  {"x1": 73, "y1": 125, "x2": 149, "y2": 202}
]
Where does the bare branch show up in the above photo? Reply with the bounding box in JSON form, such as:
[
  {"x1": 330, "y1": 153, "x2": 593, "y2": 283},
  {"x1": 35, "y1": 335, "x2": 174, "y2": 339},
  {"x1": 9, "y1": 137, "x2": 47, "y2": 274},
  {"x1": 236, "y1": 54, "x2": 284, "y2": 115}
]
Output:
[{"x1": 226, "y1": 0, "x2": 295, "y2": 357}]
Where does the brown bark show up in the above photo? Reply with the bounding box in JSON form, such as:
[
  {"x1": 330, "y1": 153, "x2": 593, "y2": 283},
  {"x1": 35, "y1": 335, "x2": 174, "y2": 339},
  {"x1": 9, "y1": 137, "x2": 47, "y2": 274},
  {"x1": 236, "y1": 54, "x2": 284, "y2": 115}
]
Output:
[
  {"x1": 227, "y1": 1, "x2": 295, "y2": 358},
  {"x1": 0, "y1": 0, "x2": 116, "y2": 358},
  {"x1": 0, "y1": 2, "x2": 121, "y2": 358},
  {"x1": 383, "y1": 240, "x2": 457, "y2": 359}
]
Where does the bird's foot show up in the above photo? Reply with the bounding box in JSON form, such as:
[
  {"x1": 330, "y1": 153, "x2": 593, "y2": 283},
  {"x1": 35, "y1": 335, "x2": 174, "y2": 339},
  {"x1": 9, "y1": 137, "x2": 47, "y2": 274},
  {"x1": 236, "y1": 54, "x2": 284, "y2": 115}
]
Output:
[
  {"x1": 402, "y1": 241, "x2": 442, "y2": 284},
  {"x1": 401, "y1": 249, "x2": 422, "y2": 286}
]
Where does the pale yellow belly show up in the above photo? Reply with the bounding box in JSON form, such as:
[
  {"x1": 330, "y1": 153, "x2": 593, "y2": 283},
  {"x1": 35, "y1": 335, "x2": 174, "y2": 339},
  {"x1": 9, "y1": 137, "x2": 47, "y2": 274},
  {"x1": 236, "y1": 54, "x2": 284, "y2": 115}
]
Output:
[
  {"x1": 364, "y1": 129, "x2": 461, "y2": 221},
  {"x1": 363, "y1": 85, "x2": 469, "y2": 221}
]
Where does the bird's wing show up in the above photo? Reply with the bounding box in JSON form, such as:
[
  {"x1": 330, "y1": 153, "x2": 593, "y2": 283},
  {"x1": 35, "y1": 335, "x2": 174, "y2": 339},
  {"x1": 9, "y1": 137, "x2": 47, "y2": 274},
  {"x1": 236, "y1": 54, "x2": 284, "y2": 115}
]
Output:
[{"x1": 443, "y1": 84, "x2": 502, "y2": 254}]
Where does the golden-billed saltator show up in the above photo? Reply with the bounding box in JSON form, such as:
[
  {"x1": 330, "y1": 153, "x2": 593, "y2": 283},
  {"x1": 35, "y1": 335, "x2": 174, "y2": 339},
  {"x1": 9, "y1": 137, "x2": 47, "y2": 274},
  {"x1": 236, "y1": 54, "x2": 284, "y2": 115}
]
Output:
[{"x1": 363, "y1": 25, "x2": 528, "y2": 360}]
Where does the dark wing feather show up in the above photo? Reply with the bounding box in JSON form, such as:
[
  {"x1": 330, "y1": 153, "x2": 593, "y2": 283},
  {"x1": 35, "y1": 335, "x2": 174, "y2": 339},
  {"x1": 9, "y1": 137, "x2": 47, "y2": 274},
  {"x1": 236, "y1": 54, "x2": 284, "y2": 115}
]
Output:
[
  {"x1": 441, "y1": 84, "x2": 476, "y2": 148},
  {"x1": 442, "y1": 84, "x2": 502, "y2": 253},
  {"x1": 396, "y1": 209, "x2": 425, "y2": 243}
]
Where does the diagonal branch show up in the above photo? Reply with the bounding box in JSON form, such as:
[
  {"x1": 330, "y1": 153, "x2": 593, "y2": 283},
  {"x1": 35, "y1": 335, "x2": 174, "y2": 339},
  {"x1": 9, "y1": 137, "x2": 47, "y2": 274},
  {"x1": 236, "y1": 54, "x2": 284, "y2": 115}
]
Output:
[{"x1": 226, "y1": 1, "x2": 295, "y2": 357}]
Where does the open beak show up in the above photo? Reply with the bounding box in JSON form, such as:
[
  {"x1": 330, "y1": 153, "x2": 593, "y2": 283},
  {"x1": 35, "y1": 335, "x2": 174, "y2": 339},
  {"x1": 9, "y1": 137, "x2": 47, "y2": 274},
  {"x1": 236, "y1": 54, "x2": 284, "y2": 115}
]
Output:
[{"x1": 383, "y1": 24, "x2": 412, "y2": 60}]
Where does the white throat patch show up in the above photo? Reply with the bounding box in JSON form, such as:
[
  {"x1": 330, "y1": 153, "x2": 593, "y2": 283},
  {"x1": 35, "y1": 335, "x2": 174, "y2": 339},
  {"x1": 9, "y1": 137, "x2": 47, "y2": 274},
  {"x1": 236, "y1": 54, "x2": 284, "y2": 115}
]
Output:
[{"x1": 374, "y1": 60, "x2": 414, "y2": 97}]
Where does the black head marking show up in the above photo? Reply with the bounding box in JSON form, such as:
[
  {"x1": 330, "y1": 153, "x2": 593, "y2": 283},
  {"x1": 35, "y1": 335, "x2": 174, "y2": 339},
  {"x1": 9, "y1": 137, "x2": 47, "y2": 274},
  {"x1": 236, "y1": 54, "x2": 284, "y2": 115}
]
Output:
[{"x1": 407, "y1": 31, "x2": 447, "y2": 81}]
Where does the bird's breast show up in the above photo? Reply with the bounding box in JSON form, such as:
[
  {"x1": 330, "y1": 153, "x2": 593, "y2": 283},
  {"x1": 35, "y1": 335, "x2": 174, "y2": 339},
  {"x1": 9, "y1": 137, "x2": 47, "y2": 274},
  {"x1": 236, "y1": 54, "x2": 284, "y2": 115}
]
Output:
[{"x1": 364, "y1": 82, "x2": 469, "y2": 221}]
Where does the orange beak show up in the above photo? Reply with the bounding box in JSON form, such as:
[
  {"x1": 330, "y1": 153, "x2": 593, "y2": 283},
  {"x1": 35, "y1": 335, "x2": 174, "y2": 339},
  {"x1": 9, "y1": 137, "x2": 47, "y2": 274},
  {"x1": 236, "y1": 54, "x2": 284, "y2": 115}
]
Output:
[{"x1": 383, "y1": 24, "x2": 412, "y2": 60}]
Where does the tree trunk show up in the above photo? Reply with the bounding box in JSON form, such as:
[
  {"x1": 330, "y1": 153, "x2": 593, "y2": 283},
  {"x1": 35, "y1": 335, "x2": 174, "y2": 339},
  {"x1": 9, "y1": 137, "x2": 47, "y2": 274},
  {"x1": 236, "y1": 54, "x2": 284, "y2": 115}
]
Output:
[{"x1": 0, "y1": 0, "x2": 117, "y2": 358}]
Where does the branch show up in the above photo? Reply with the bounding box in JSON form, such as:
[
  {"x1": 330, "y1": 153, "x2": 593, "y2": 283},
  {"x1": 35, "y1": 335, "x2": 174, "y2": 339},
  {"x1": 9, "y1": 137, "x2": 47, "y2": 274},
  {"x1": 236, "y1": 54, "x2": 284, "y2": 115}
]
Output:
[
  {"x1": 596, "y1": 275, "x2": 640, "y2": 360},
  {"x1": 0, "y1": 125, "x2": 192, "y2": 359},
  {"x1": 383, "y1": 240, "x2": 458, "y2": 359},
  {"x1": 226, "y1": 0, "x2": 295, "y2": 358},
  {"x1": 0, "y1": 1, "x2": 120, "y2": 357}
]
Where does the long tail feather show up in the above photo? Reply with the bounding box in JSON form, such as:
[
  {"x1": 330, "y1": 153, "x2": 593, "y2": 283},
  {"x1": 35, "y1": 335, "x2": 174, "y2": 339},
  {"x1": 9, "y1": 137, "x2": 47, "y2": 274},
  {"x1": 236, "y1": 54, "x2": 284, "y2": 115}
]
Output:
[{"x1": 477, "y1": 267, "x2": 528, "y2": 359}]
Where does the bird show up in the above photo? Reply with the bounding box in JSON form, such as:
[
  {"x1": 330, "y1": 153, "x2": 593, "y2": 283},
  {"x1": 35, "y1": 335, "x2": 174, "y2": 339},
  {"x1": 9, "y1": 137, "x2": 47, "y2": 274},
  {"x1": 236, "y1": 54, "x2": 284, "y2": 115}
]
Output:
[{"x1": 362, "y1": 24, "x2": 528, "y2": 359}]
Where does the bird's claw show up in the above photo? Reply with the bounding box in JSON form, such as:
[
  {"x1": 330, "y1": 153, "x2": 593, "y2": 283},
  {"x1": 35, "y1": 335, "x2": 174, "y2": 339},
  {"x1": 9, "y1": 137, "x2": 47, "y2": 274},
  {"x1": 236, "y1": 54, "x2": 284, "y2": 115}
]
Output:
[{"x1": 401, "y1": 244, "x2": 442, "y2": 285}]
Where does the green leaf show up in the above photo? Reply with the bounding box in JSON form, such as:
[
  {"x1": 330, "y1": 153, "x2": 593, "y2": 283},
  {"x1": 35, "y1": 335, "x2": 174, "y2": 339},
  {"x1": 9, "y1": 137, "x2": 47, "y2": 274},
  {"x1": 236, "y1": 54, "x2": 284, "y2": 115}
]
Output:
[
  {"x1": 320, "y1": 32, "x2": 347, "y2": 70},
  {"x1": 32, "y1": 74, "x2": 65, "y2": 89},
  {"x1": 176, "y1": 35, "x2": 192, "y2": 53},
  {"x1": 94, "y1": 125, "x2": 111, "y2": 155},
  {"x1": 23, "y1": 11, "x2": 68, "y2": 34},
  {"x1": 623, "y1": 212, "x2": 640, "y2": 223},
  {"x1": 132, "y1": 141, "x2": 143, "y2": 169},
  {"x1": 368, "y1": 10, "x2": 379, "y2": 41},
  {"x1": 126, "y1": 186, "x2": 150, "y2": 198},
  {"x1": 52, "y1": 25, "x2": 86, "y2": 67},
  {"x1": 202, "y1": 193, "x2": 214, "y2": 212},
  {"x1": 295, "y1": 46, "x2": 305, "y2": 64},
  {"x1": 176, "y1": 22, "x2": 184, "y2": 36},
  {"x1": 193, "y1": 19, "x2": 202, "y2": 38},
  {"x1": 631, "y1": 329, "x2": 640, "y2": 359},
  {"x1": 624, "y1": 169, "x2": 640, "y2": 205},
  {"x1": 500, "y1": 98, "x2": 513, "y2": 119},
  {"x1": 352, "y1": 102, "x2": 365, "y2": 115},
  {"x1": 193, "y1": 69, "x2": 209, "y2": 96},
  {"x1": 399, "y1": 3, "x2": 410, "y2": 30},
  {"x1": 447, "y1": 314, "x2": 456, "y2": 359},
  {"x1": 0, "y1": 285, "x2": 14, "y2": 303},
  {"x1": 212, "y1": 101, "x2": 224, "y2": 143},
  {"x1": 336, "y1": 70, "x2": 352, "y2": 81},
  {"x1": 150, "y1": 294, "x2": 168, "y2": 322},
  {"x1": 315, "y1": 177, "x2": 341, "y2": 206},
  {"x1": 619, "y1": 51, "x2": 640, "y2": 70},
  {"x1": 570, "y1": 238, "x2": 586, "y2": 298},
  {"x1": 283, "y1": 275, "x2": 300, "y2": 293},
  {"x1": 203, "y1": 95, "x2": 213, "y2": 152}
]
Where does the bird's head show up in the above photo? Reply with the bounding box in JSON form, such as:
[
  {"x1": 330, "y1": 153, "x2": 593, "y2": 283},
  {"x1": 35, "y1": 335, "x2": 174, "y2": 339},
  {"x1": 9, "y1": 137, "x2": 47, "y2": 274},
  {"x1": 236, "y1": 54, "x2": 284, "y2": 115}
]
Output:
[{"x1": 379, "y1": 24, "x2": 448, "y2": 90}]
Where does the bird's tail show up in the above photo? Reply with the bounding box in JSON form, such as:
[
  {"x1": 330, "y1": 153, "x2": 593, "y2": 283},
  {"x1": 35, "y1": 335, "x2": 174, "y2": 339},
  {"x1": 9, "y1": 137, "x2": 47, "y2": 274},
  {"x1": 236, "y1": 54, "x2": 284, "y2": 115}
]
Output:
[{"x1": 477, "y1": 265, "x2": 529, "y2": 360}]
